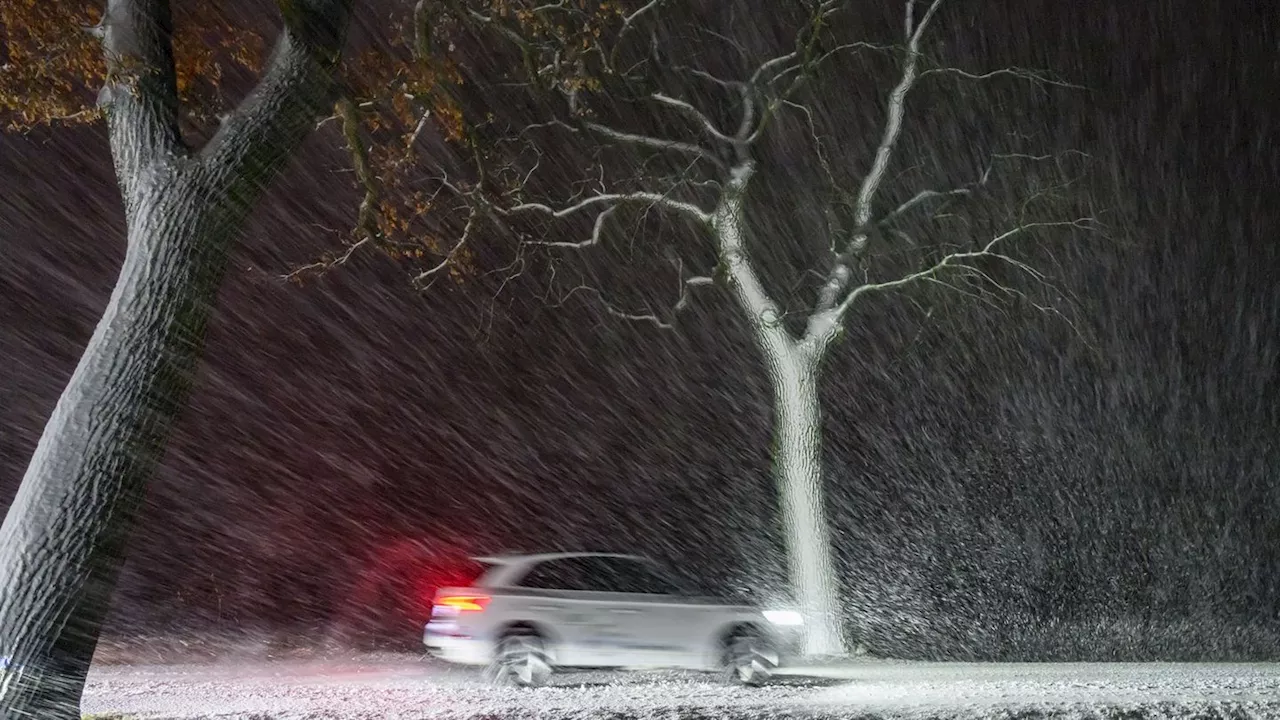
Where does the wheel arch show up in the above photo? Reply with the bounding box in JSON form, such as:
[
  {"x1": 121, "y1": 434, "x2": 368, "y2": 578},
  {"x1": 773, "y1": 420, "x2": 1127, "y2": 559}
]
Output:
[
  {"x1": 708, "y1": 621, "x2": 768, "y2": 667},
  {"x1": 495, "y1": 620, "x2": 563, "y2": 664}
]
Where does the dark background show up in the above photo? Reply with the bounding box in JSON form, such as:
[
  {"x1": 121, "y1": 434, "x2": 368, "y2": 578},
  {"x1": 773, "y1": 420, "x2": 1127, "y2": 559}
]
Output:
[{"x1": 2, "y1": 0, "x2": 1279, "y2": 661}]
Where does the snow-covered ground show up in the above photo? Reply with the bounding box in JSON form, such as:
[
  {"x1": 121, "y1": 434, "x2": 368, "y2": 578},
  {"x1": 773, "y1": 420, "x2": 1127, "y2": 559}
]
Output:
[{"x1": 82, "y1": 654, "x2": 1280, "y2": 719}]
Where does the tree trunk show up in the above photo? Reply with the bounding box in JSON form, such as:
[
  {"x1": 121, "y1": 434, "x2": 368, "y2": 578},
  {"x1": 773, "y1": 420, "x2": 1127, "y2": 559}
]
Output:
[
  {"x1": 715, "y1": 159, "x2": 847, "y2": 657},
  {"x1": 768, "y1": 345, "x2": 847, "y2": 657},
  {"x1": 0, "y1": 3, "x2": 351, "y2": 714},
  {"x1": 0, "y1": 174, "x2": 237, "y2": 717}
]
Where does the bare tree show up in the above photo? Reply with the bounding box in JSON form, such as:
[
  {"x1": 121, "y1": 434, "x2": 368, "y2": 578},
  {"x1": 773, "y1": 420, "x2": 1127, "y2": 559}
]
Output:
[
  {"x1": 0, "y1": 1, "x2": 352, "y2": 715},
  {"x1": 304, "y1": 0, "x2": 1093, "y2": 658}
]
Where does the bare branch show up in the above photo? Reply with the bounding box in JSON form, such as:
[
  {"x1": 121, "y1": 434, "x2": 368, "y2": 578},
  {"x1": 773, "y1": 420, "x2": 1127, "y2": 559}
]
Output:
[
  {"x1": 918, "y1": 66, "x2": 1085, "y2": 90},
  {"x1": 521, "y1": 116, "x2": 725, "y2": 169},
  {"x1": 556, "y1": 272, "x2": 714, "y2": 331},
  {"x1": 675, "y1": 275, "x2": 715, "y2": 312},
  {"x1": 585, "y1": 121, "x2": 726, "y2": 169},
  {"x1": 650, "y1": 93, "x2": 736, "y2": 144},
  {"x1": 734, "y1": 84, "x2": 758, "y2": 142},
  {"x1": 281, "y1": 235, "x2": 373, "y2": 283},
  {"x1": 504, "y1": 192, "x2": 711, "y2": 224},
  {"x1": 742, "y1": 17, "x2": 899, "y2": 148},
  {"x1": 808, "y1": 0, "x2": 945, "y2": 316},
  {"x1": 454, "y1": 3, "x2": 535, "y2": 53},
  {"x1": 750, "y1": 51, "x2": 798, "y2": 87},
  {"x1": 414, "y1": 207, "x2": 481, "y2": 287},
  {"x1": 559, "y1": 285, "x2": 675, "y2": 329},
  {"x1": 772, "y1": 41, "x2": 898, "y2": 85},
  {"x1": 850, "y1": 0, "x2": 945, "y2": 232},
  {"x1": 611, "y1": 0, "x2": 663, "y2": 67},
  {"x1": 405, "y1": 108, "x2": 433, "y2": 154},
  {"x1": 878, "y1": 186, "x2": 972, "y2": 226},
  {"x1": 808, "y1": 217, "x2": 1095, "y2": 342},
  {"x1": 821, "y1": 40, "x2": 900, "y2": 63},
  {"x1": 314, "y1": 99, "x2": 376, "y2": 129},
  {"x1": 948, "y1": 265, "x2": 1096, "y2": 353},
  {"x1": 781, "y1": 99, "x2": 840, "y2": 196},
  {"x1": 675, "y1": 65, "x2": 746, "y2": 91},
  {"x1": 527, "y1": 205, "x2": 620, "y2": 249}
]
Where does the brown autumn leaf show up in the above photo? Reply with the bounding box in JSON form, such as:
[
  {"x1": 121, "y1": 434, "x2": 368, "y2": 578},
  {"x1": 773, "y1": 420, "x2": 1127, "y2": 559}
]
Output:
[
  {"x1": 0, "y1": 0, "x2": 264, "y2": 131},
  {"x1": 307, "y1": 0, "x2": 633, "y2": 284}
]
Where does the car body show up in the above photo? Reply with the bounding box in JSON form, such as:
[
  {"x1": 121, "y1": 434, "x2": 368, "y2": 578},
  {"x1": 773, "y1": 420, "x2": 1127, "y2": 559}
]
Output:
[{"x1": 422, "y1": 552, "x2": 802, "y2": 685}]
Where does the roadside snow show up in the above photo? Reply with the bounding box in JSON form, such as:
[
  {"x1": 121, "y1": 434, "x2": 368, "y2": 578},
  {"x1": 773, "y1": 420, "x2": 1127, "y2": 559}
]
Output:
[
  {"x1": 786, "y1": 660, "x2": 1280, "y2": 714},
  {"x1": 82, "y1": 654, "x2": 1280, "y2": 719}
]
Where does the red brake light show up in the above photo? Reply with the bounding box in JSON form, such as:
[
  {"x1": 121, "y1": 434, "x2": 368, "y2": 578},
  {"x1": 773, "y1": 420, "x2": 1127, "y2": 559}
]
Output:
[{"x1": 437, "y1": 594, "x2": 490, "y2": 612}]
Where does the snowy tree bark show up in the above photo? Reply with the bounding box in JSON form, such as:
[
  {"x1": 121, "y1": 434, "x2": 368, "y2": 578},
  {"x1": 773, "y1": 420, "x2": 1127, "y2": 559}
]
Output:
[
  {"x1": 0, "y1": 1, "x2": 351, "y2": 717},
  {"x1": 716, "y1": 160, "x2": 847, "y2": 656},
  {"x1": 767, "y1": 347, "x2": 846, "y2": 657}
]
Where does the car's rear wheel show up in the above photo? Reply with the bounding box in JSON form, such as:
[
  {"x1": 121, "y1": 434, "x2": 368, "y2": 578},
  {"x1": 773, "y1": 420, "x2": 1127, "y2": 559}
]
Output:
[
  {"x1": 721, "y1": 628, "x2": 776, "y2": 687},
  {"x1": 486, "y1": 629, "x2": 552, "y2": 688}
]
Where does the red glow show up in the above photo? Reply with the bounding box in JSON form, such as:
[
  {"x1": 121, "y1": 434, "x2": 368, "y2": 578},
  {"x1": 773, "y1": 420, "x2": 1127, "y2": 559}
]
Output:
[{"x1": 436, "y1": 594, "x2": 490, "y2": 612}]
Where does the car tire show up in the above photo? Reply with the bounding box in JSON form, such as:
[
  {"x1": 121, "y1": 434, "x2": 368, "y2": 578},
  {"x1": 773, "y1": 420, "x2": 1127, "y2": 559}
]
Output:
[
  {"x1": 486, "y1": 629, "x2": 552, "y2": 688},
  {"x1": 721, "y1": 628, "x2": 776, "y2": 687}
]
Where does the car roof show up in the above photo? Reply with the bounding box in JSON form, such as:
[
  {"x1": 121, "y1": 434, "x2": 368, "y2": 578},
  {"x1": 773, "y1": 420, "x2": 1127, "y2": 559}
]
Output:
[
  {"x1": 468, "y1": 552, "x2": 649, "y2": 587},
  {"x1": 472, "y1": 551, "x2": 646, "y2": 565}
]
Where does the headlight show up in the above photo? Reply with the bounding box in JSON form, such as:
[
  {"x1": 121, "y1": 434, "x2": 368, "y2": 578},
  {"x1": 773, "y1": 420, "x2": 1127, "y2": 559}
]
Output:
[{"x1": 763, "y1": 610, "x2": 804, "y2": 626}]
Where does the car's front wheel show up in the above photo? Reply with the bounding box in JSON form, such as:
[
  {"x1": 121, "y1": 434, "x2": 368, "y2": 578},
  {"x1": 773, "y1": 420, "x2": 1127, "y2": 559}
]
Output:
[
  {"x1": 485, "y1": 629, "x2": 552, "y2": 688},
  {"x1": 721, "y1": 628, "x2": 777, "y2": 687}
]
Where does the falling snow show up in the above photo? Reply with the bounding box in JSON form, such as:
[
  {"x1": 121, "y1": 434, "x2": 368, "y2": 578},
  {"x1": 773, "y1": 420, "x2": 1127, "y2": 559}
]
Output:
[{"x1": 2, "y1": 0, "x2": 1280, "y2": 717}]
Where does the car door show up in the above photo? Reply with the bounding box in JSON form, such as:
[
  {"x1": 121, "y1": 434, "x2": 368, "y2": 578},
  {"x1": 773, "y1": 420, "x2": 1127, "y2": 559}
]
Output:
[
  {"x1": 589, "y1": 557, "x2": 704, "y2": 667},
  {"x1": 515, "y1": 557, "x2": 626, "y2": 666}
]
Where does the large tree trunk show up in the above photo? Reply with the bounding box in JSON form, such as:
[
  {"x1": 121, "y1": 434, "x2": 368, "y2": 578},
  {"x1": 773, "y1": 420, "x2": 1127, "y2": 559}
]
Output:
[
  {"x1": 715, "y1": 159, "x2": 847, "y2": 657},
  {"x1": 0, "y1": 2, "x2": 351, "y2": 716},
  {"x1": 0, "y1": 177, "x2": 238, "y2": 717},
  {"x1": 768, "y1": 345, "x2": 847, "y2": 657}
]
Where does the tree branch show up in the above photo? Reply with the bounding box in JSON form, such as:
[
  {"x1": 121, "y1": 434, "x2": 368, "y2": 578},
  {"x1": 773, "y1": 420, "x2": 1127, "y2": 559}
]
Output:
[
  {"x1": 414, "y1": 207, "x2": 481, "y2": 288},
  {"x1": 522, "y1": 117, "x2": 725, "y2": 169},
  {"x1": 584, "y1": 121, "x2": 726, "y2": 169},
  {"x1": 335, "y1": 95, "x2": 379, "y2": 241},
  {"x1": 503, "y1": 192, "x2": 711, "y2": 224},
  {"x1": 750, "y1": 51, "x2": 798, "y2": 87},
  {"x1": 279, "y1": 93, "x2": 380, "y2": 284},
  {"x1": 650, "y1": 93, "x2": 736, "y2": 144},
  {"x1": 526, "y1": 205, "x2": 620, "y2": 249},
  {"x1": 850, "y1": 0, "x2": 945, "y2": 232},
  {"x1": 610, "y1": 0, "x2": 663, "y2": 68},
  {"x1": 675, "y1": 274, "x2": 715, "y2": 312},
  {"x1": 200, "y1": 0, "x2": 352, "y2": 184},
  {"x1": 556, "y1": 272, "x2": 714, "y2": 331},
  {"x1": 918, "y1": 65, "x2": 1085, "y2": 90},
  {"x1": 559, "y1": 285, "x2": 674, "y2": 329},
  {"x1": 878, "y1": 186, "x2": 973, "y2": 226},
  {"x1": 807, "y1": 0, "x2": 942, "y2": 316},
  {"x1": 674, "y1": 64, "x2": 746, "y2": 91},
  {"x1": 281, "y1": 234, "x2": 373, "y2": 283},
  {"x1": 871, "y1": 148, "x2": 1090, "y2": 232},
  {"x1": 100, "y1": 0, "x2": 184, "y2": 205},
  {"x1": 741, "y1": 11, "x2": 896, "y2": 148},
  {"x1": 803, "y1": 217, "x2": 1095, "y2": 346}
]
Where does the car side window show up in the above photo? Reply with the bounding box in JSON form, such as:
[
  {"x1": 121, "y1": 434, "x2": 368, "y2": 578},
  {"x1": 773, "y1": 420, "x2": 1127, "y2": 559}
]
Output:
[
  {"x1": 597, "y1": 558, "x2": 681, "y2": 595},
  {"x1": 572, "y1": 557, "x2": 629, "y2": 593},
  {"x1": 518, "y1": 559, "x2": 592, "y2": 591}
]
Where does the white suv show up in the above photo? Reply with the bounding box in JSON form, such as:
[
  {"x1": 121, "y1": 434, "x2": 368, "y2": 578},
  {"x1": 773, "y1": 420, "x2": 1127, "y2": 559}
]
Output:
[{"x1": 423, "y1": 552, "x2": 801, "y2": 687}]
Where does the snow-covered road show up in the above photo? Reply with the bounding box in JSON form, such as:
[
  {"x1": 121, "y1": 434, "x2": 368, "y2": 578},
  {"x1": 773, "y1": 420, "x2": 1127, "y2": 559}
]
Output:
[{"x1": 82, "y1": 655, "x2": 1280, "y2": 719}]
